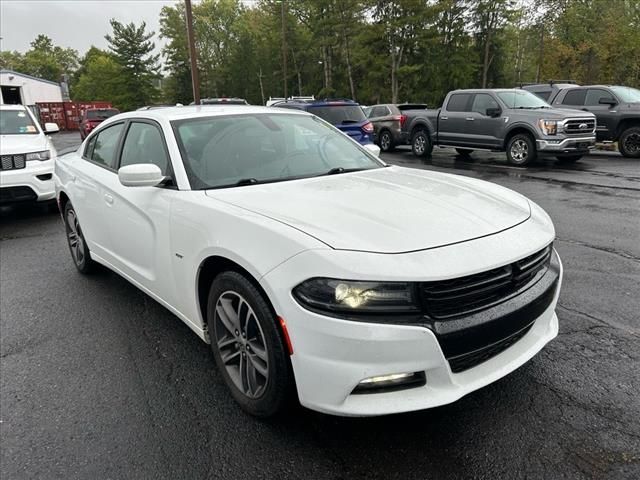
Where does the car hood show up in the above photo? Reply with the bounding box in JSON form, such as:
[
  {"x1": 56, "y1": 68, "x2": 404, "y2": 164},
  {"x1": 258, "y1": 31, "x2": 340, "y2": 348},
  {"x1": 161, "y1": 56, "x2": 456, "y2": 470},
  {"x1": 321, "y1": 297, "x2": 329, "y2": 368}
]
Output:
[
  {"x1": 0, "y1": 133, "x2": 49, "y2": 155},
  {"x1": 206, "y1": 166, "x2": 531, "y2": 254},
  {"x1": 514, "y1": 108, "x2": 596, "y2": 119}
]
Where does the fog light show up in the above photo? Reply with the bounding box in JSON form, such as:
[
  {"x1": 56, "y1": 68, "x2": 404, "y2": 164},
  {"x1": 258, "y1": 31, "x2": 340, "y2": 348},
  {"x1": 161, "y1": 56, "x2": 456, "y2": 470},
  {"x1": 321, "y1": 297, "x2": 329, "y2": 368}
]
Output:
[{"x1": 352, "y1": 371, "x2": 426, "y2": 394}]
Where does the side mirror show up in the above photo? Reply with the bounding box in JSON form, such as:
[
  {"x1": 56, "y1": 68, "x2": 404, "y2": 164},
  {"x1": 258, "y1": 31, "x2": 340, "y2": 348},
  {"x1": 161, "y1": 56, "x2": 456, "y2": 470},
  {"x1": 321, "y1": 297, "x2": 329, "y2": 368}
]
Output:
[
  {"x1": 486, "y1": 107, "x2": 502, "y2": 117},
  {"x1": 363, "y1": 143, "x2": 381, "y2": 157},
  {"x1": 44, "y1": 122, "x2": 60, "y2": 134},
  {"x1": 118, "y1": 164, "x2": 164, "y2": 187},
  {"x1": 599, "y1": 98, "x2": 617, "y2": 106}
]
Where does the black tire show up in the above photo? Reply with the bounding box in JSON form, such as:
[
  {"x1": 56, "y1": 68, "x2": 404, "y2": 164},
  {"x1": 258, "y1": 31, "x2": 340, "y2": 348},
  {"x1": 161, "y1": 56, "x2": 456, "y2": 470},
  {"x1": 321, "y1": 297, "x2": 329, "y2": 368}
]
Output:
[
  {"x1": 455, "y1": 148, "x2": 473, "y2": 159},
  {"x1": 618, "y1": 126, "x2": 640, "y2": 158},
  {"x1": 506, "y1": 133, "x2": 537, "y2": 166},
  {"x1": 207, "y1": 271, "x2": 294, "y2": 417},
  {"x1": 378, "y1": 130, "x2": 395, "y2": 152},
  {"x1": 556, "y1": 155, "x2": 582, "y2": 163},
  {"x1": 411, "y1": 129, "x2": 432, "y2": 158},
  {"x1": 63, "y1": 202, "x2": 96, "y2": 274}
]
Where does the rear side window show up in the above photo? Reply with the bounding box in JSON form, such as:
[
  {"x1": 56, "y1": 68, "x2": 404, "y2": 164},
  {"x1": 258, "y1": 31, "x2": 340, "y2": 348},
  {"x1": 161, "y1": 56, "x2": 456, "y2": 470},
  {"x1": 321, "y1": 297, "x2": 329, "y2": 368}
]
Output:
[
  {"x1": 585, "y1": 89, "x2": 616, "y2": 106},
  {"x1": 562, "y1": 89, "x2": 587, "y2": 106},
  {"x1": 307, "y1": 105, "x2": 366, "y2": 124},
  {"x1": 88, "y1": 123, "x2": 124, "y2": 169},
  {"x1": 446, "y1": 94, "x2": 471, "y2": 112},
  {"x1": 370, "y1": 106, "x2": 388, "y2": 117},
  {"x1": 531, "y1": 90, "x2": 552, "y2": 101},
  {"x1": 120, "y1": 122, "x2": 170, "y2": 175}
]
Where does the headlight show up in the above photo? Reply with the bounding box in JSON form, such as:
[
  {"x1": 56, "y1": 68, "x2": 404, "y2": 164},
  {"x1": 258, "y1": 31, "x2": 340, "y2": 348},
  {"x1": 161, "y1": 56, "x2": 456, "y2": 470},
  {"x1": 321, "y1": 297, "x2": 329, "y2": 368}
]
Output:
[
  {"x1": 538, "y1": 119, "x2": 557, "y2": 135},
  {"x1": 293, "y1": 278, "x2": 419, "y2": 313},
  {"x1": 25, "y1": 150, "x2": 51, "y2": 161}
]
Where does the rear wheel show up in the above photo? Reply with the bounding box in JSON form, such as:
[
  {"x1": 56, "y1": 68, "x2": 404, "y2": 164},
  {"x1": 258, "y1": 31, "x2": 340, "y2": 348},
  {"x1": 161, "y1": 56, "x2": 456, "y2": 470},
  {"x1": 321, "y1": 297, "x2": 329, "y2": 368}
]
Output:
[
  {"x1": 63, "y1": 202, "x2": 96, "y2": 274},
  {"x1": 506, "y1": 133, "x2": 537, "y2": 166},
  {"x1": 455, "y1": 148, "x2": 473, "y2": 159},
  {"x1": 411, "y1": 130, "x2": 432, "y2": 158},
  {"x1": 618, "y1": 126, "x2": 640, "y2": 158},
  {"x1": 207, "y1": 271, "x2": 293, "y2": 417},
  {"x1": 556, "y1": 155, "x2": 582, "y2": 163},
  {"x1": 378, "y1": 130, "x2": 394, "y2": 152}
]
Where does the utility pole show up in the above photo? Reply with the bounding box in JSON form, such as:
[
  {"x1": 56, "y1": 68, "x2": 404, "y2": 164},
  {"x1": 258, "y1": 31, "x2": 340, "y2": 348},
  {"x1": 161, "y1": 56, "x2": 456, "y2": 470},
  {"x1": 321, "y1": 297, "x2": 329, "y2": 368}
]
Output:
[
  {"x1": 185, "y1": 0, "x2": 200, "y2": 105},
  {"x1": 281, "y1": 0, "x2": 288, "y2": 98}
]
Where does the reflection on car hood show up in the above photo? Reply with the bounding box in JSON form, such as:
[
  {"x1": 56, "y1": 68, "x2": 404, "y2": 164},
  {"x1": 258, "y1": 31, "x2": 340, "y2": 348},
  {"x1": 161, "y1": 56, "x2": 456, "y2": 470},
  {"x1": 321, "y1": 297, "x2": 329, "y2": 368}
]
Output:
[
  {"x1": 0, "y1": 133, "x2": 49, "y2": 155},
  {"x1": 206, "y1": 166, "x2": 531, "y2": 253}
]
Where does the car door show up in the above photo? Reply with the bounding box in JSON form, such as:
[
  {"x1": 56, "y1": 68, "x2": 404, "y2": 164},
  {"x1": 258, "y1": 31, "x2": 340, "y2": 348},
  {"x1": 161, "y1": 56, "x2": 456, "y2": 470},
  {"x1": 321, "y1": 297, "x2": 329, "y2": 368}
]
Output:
[
  {"x1": 70, "y1": 122, "x2": 126, "y2": 262},
  {"x1": 104, "y1": 119, "x2": 179, "y2": 303},
  {"x1": 466, "y1": 93, "x2": 504, "y2": 148},
  {"x1": 438, "y1": 93, "x2": 473, "y2": 146},
  {"x1": 583, "y1": 88, "x2": 618, "y2": 141}
]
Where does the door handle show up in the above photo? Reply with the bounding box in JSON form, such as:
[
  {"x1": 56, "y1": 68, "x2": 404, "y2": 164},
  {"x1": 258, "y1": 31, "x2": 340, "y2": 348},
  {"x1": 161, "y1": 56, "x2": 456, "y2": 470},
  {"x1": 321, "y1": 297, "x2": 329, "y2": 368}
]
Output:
[
  {"x1": 465, "y1": 117, "x2": 475, "y2": 121},
  {"x1": 440, "y1": 116, "x2": 448, "y2": 120},
  {"x1": 104, "y1": 193, "x2": 114, "y2": 205}
]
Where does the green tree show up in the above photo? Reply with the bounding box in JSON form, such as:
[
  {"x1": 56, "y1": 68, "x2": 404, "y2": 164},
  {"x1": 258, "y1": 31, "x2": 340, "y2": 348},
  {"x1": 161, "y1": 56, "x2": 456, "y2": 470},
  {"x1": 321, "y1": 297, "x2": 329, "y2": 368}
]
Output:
[
  {"x1": 105, "y1": 19, "x2": 160, "y2": 110},
  {"x1": 72, "y1": 53, "x2": 124, "y2": 105}
]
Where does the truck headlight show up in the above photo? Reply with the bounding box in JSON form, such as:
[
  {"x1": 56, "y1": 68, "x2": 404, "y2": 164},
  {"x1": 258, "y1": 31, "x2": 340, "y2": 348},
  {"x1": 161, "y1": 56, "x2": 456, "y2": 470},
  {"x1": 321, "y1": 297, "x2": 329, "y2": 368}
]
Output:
[
  {"x1": 25, "y1": 150, "x2": 51, "y2": 161},
  {"x1": 538, "y1": 120, "x2": 557, "y2": 135},
  {"x1": 293, "y1": 278, "x2": 419, "y2": 313}
]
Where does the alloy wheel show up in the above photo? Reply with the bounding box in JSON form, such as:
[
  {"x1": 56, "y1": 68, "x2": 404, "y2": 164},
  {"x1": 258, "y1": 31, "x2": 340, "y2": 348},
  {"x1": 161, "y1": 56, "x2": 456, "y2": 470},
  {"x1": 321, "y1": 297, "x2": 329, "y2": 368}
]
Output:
[
  {"x1": 414, "y1": 135, "x2": 426, "y2": 155},
  {"x1": 510, "y1": 139, "x2": 529, "y2": 163},
  {"x1": 66, "y1": 209, "x2": 85, "y2": 267},
  {"x1": 624, "y1": 132, "x2": 640, "y2": 154},
  {"x1": 213, "y1": 291, "x2": 269, "y2": 399},
  {"x1": 380, "y1": 132, "x2": 391, "y2": 151}
]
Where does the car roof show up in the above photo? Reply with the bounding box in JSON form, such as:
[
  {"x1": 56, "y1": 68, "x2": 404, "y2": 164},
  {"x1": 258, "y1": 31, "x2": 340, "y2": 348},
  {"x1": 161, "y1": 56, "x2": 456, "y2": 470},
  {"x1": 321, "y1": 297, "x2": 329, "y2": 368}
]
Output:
[
  {"x1": 0, "y1": 104, "x2": 28, "y2": 111},
  {"x1": 110, "y1": 105, "x2": 310, "y2": 122},
  {"x1": 449, "y1": 88, "x2": 527, "y2": 94}
]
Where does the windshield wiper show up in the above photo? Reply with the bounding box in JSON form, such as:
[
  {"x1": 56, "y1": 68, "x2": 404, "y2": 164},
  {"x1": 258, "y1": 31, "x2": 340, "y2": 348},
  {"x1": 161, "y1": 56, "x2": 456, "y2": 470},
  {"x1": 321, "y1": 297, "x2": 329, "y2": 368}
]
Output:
[
  {"x1": 234, "y1": 178, "x2": 260, "y2": 186},
  {"x1": 325, "y1": 167, "x2": 367, "y2": 175}
]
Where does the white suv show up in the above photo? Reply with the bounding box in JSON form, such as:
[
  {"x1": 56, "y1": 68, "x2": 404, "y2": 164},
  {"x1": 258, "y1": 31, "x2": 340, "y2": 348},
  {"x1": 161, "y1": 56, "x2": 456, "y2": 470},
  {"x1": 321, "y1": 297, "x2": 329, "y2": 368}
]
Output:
[{"x1": 1, "y1": 104, "x2": 59, "y2": 207}]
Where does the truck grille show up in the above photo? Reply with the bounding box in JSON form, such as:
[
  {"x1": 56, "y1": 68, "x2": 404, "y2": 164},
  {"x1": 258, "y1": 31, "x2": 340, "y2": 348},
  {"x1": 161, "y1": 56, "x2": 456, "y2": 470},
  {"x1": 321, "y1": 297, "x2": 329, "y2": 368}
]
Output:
[
  {"x1": 563, "y1": 119, "x2": 595, "y2": 135},
  {"x1": 1, "y1": 154, "x2": 26, "y2": 171},
  {"x1": 420, "y1": 245, "x2": 553, "y2": 319}
]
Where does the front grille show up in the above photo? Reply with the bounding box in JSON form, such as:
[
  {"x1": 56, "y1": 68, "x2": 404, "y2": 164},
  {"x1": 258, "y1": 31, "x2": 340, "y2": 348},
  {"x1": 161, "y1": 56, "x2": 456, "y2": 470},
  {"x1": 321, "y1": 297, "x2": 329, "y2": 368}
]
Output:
[
  {"x1": 421, "y1": 245, "x2": 552, "y2": 319},
  {"x1": 1, "y1": 154, "x2": 26, "y2": 171},
  {"x1": 0, "y1": 186, "x2": 37, "y2": 204},
  {"x1": 563, "y1": 119, "x2": 595, "y2": 135},
  {"x1": 447, "y1": 322, "x2": 534, "y2": 373}
]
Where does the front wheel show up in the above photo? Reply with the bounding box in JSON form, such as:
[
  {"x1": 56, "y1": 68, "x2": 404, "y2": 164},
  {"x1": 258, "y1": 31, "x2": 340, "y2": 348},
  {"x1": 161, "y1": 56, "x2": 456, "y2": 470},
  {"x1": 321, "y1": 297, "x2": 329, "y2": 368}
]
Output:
[
  {"x1": 411, "y1": 130, "x2": 432, "y2": 158},
  {"x1": 506, "y1": 134, "x2": 537, "y2": 166},
  {"x1": 378, "y1": 130, "x2": 394, "y2": 152},
  {"x1": 63, "y1": 202, "x2": 96, "y2": 274},
  {"x1": 207, "y1": 271, "x2": 293, "y2": 417},
  {"x1": 556, "y1": 155, "x2": 582, "y2": 163},
  {"x1": 619, "y1": 127, "x2": 640, "y2": 158}
]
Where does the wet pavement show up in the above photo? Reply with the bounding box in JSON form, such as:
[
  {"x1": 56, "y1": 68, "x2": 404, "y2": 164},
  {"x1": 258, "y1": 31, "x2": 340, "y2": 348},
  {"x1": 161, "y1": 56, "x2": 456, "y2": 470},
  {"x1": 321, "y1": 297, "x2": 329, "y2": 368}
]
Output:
[{"x1": 1, "y1": 134, "x2": 639, "y2": 479}]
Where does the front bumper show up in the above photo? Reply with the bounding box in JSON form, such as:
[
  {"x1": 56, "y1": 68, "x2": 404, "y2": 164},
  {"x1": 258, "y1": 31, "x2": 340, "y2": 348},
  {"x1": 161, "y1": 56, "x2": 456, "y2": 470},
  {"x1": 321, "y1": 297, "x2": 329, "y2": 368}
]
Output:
[
  {"x1": 537, "y1": 136, "x2": 596, "y2": 153},
  {"x1": 261, "y1": 208, "x2": 561, "y2": 416},
  {"x1": 0, "y1": 159, "x2": 56, "y2": 204}
]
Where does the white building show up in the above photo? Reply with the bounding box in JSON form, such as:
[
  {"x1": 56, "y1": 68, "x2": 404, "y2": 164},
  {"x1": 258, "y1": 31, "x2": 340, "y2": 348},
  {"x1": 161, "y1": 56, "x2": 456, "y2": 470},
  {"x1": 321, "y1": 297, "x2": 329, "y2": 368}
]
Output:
[{"x1": 0, "y1": 69, "x2": 63, "y2": 105}]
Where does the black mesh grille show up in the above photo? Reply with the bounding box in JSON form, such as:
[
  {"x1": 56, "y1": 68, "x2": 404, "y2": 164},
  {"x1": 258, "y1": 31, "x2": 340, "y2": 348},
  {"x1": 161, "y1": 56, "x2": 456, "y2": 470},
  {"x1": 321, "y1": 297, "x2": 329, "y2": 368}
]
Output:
[
  {"x1": 421, "y1": 245, "x2": 552, "y2": 319},
  {"x1": 0, "y1": 154, "x2": 27, "y2": 171}
]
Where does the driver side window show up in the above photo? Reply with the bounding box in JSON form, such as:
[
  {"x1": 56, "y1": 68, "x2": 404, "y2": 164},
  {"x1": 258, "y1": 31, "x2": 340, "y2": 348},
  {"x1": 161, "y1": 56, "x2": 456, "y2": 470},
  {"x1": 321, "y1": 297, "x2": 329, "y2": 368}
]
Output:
[
  {"x1": 120, "y1": 122, "x2": 170, "y2": 175},
  {"x1": 471, "y1": 94, "x2": 499, "y2": 115}
]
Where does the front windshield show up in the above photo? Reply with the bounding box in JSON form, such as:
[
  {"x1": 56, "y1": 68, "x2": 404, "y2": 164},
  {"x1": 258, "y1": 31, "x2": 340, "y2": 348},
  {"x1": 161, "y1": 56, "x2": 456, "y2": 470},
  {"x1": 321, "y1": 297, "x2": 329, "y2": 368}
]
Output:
[
  {"x1": 497, "y1": 90, "x2": 551, "y2": 109},
  {"x1": 173, "y1": 113, "x2": 383, "y2": 189},
  {"x1": 610, "y1": 86, "x2": 640, "y2": 103},
  {"x1": 0, "y1": 109, "x2": 39, "y2": 135}
]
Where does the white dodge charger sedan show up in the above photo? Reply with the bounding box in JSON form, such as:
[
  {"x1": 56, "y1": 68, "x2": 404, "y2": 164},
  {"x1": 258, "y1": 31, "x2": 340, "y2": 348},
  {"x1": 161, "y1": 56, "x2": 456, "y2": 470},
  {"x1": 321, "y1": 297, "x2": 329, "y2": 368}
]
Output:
[{"x1": 54, "y1": 106, "x2": 562, "y2": 417}]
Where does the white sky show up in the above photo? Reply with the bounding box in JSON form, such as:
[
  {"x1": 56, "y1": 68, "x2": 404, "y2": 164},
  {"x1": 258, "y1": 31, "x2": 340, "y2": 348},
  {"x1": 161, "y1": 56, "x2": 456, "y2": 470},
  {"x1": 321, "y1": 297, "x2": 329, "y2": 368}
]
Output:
[{"x1": 0, "y1": 0, "x2": 179, "y2": 57}]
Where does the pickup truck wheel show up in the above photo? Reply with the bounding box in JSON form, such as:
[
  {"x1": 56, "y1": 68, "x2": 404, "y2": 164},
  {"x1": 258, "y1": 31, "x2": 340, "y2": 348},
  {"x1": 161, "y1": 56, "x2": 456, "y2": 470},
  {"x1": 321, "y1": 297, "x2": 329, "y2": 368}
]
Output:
[
  {"x1": 378, "y1": 130, "x2": 394, "y2": 152},
  {"x1": 455, "y1": 148, "x2": 473, "y2": 159},
  {"x1": 619, "y1": 127, "x2": 640, "y2": 158},
  {"x1": 556, "y1": 155, "x2": 582, "y2": 163},
  {"x1": 506, "y1": 134, "x2": 536, "y2": 166},
  {"x1": 411, "y1": 130, "x2": 431, "y2": 158}
]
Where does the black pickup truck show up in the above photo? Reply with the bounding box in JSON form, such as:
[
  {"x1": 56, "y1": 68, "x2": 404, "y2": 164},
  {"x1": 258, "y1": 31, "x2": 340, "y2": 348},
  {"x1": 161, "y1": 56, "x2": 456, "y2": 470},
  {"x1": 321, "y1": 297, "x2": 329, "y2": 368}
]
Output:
[
  {"x1": 400, "y1": 89, "x2": 597, "y2": 166},
  {"x1": 522, "y1": 84, "x2": 640, "y2": 158}
]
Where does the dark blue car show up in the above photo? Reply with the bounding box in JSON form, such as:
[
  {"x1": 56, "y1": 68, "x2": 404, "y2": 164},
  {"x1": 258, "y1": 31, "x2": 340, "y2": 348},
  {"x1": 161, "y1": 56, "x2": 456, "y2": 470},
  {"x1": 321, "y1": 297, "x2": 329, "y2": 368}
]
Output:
[{"x1": 271, "y1": 99, "x2": 374, "y2": 145}]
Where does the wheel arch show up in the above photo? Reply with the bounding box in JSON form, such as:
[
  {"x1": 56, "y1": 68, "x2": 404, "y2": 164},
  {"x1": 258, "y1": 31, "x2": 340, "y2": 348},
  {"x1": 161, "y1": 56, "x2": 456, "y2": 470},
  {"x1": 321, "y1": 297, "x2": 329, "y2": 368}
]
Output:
[
  {"x1": 504, "y1": 125, "x2": 537, "y2": 149},
  {"x1": 410, "y1": 120, "x2": 433, "y2": 138},
  {"x1": 616, "y1": 118, "x2": 640, "y2": 139}
]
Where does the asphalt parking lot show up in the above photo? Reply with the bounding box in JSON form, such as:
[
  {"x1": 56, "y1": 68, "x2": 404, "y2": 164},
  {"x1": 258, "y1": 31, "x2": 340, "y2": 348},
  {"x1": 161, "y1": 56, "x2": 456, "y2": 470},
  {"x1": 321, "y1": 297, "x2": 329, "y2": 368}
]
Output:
[{"x1": 1, "y1": 133, "x2": 639, "y2": 479}]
